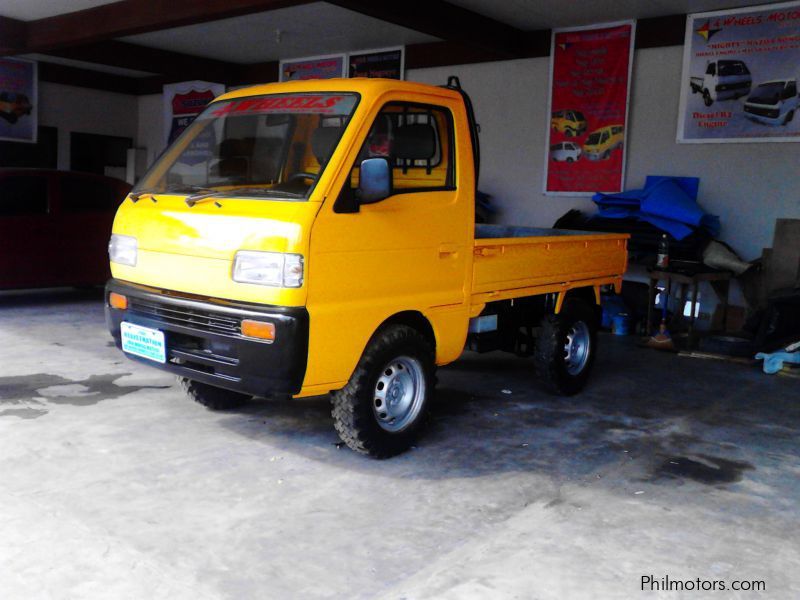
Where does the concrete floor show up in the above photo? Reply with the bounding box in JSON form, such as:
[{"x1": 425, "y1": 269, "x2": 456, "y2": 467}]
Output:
[{"x1": 1, "y1": 290, "x2": 799, "y2": 600}]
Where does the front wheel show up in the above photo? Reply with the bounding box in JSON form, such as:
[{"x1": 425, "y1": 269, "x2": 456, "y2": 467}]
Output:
[
  {"x1": 178, "y1": 377, "x2": 251, "y2": 410},
  {"x1": 331, "y1": 325, "x2": 435, "y2": 458},
  {"x1": 784, "y1": 110, "x2": 794, "y2": 125},
  {"x1": 534, "y1": 299, "x2": 598, "y2": 396},
  {"x1": 703, "y1": 90, "x2": 713, "y2": 107}
]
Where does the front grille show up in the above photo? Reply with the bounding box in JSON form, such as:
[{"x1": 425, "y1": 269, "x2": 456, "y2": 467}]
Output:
[
  {"x1": 128, "y1": 297, "x2": 242, "y2": 336},
  {"x1": 744, "y1": 105, "x2": 778, "y2": 118}
]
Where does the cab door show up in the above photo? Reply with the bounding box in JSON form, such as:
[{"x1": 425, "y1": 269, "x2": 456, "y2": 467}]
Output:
[{"x1": 306, "y1": 96, "x2": 473, "y2": 387}]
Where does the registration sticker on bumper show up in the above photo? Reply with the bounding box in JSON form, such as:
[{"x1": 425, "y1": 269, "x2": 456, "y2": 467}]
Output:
[{"x1": 121, "y1": 322, "x2": 166, "y2": 364}]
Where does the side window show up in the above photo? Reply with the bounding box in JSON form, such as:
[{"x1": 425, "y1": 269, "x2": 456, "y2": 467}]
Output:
[
  {"x1": 784, "y1": 82, "x2": 796, "y2": 99},
  {"x1": 0, "y1": 175, "x2": 48, "y2": 216},
  {"x1": 355, "y1": 102, "x2": 455, "y2": 193},
  {"x1": 61, "y1": 176, "x2": 124, "y2": 213},
  {"x1": 601, "y1": 131, "x2": 610, "y2": 143},
  {"x1": 707, "y1": 63, "x2": 716, "y2": 76}
]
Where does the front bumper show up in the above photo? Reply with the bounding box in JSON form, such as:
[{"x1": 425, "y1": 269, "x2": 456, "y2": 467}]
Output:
[{"x1": 105, "y1": 279, "x2": 309, "y2": 397}]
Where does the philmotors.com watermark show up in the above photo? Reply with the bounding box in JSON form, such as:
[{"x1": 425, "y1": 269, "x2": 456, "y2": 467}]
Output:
[{"x1": 641, "y1": 575, "x2": 766, "y2": 592}]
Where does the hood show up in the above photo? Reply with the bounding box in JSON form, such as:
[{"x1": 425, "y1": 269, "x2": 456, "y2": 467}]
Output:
[
  {"x1": 113, "y1": 194, "x2": 320, "y2": 259},
  {"x1": 109, "y1": 194, "x2": 321, "y2": 305}
]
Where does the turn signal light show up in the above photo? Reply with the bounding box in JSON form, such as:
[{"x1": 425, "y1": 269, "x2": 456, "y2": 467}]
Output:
[
  {"x1": 241, "y1": 319, "x2": 276, "y2": 342},
  {"x1": 109, "y1": 292, "x2": 128, "y2": 310}
]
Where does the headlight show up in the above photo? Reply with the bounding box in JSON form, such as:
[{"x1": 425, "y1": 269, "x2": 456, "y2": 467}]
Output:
[
  {"x1": 108, "y1": 234, "x2": 137, "y2": 266},
  {"x1": 232, "y1": 251, "x2": 304, "y2": 288}
]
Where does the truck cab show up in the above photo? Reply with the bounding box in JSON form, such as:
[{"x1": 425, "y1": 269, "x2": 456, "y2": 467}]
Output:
[
  {"x1": 744, "y1": 79, "x2": 799, "y2": 126},
  {"x1": 106, "y1": 78, "x2": 628, "y2": 457},
  {"x1": 690, "y1": 60, "x2": 752, "y2": 106}
]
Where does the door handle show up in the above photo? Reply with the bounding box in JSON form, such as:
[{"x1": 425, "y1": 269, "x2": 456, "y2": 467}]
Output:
[{"x1": 438, "y1": 243, "x2": 459, "y2": 258}]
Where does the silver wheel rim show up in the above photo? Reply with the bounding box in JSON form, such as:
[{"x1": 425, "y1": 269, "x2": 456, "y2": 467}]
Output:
[
  {"x1": 564, "y1": 321, "x2": 591, "y2": 376},
  {"x1": 373, "y1": 356, "x2": 426, "y2": 432}
]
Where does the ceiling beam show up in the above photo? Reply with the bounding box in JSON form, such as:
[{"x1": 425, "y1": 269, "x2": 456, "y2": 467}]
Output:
[
  {"x1": 38, "y1": 61, "x2": 141, "y2": 95},
  {"x1": 325, "y1": 0, "x2": 537, "y2": 58},
  {"x1": 46, "y1": 41, "x2": 246, "y2": 85},
  {"x1": 0, "y1": 16, "x2": 27, "y2": 54},
  {"x1": 19, "y1": 0, "x2": 314, "y2": 53}
]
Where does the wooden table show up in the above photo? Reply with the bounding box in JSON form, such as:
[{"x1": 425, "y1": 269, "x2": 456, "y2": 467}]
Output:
[{"x1": 646, "y1": 265, "x2": 733, "y2": 334}]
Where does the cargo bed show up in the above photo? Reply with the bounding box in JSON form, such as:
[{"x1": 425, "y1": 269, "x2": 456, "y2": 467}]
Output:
[{"x1": 472, "y1": 224, "x2": 629, "y2": 303}]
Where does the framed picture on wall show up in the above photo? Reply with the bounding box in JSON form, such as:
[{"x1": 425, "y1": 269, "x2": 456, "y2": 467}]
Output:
[
  {"x1": 677, "y1": 1, "x2": 800, "y2": 143},
  {"x1": 543, "y1": 21, "x2": 636, "y2": 195},
  {"x1": 279, "y1": 54, "x2": 346, "y2": 82},
  {"x1": 348, "y1": 47, "x2": 404, "y2": 80},
  {"x1": 0, "y1": 57, "x2": 38, "y2": 144}
]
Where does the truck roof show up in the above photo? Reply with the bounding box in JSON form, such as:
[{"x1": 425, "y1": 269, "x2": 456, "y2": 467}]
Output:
[
  {"x1": 215, "y1": 78, "x2": 463, "y2": 104},
  {"x1": 757, "y1": 79, "x2": 795, "y2": 86}
]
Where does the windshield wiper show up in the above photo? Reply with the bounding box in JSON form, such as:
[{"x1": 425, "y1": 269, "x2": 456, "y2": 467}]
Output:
[
  {"x1": 129, "y1": 189, "x2": 158, "y2": 203},
  {"x1": 184, "y1": 187, "x2": 305, "y2": 207}
]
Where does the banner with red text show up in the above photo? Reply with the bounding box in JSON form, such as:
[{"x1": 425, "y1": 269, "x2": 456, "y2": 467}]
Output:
[
  {"x1": 545, "y1": 22, "x2": 635, "y2": 195},
  {"x1": 678, "y1": 1, "x2": 800, "y2": 143}
]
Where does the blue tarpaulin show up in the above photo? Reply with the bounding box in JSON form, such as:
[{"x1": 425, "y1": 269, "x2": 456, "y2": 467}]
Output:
[{"x1": 592, "y1": 176, "x2": 720, "y2": 240}]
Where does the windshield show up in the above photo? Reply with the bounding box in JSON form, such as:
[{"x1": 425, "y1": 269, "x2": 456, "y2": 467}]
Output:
[
  {"x1": 718, "y1": 61, "x2": 748, "y2": 76},
  {"x1": 586, "y1": 132, "x2": 602, "y2": 145},
  {"x1": 748, "y1": 83, "x2": 785, "y2": 105},
  {"x1": 135, "y1": 92, "x2": 359, "y2": 200}
]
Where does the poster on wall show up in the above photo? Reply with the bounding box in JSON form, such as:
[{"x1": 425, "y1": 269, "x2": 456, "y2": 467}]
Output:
[
  {"x1": 0, "y1": 58, "x2": 38, "y2": 144},
  {"x1": 678, "y1": 1, "x2": 800, "y2": 143},
  {"x1": 544, "y1": 21, "x2": 635, "y2": 196},
  {"x1": 163, "y1": 81, "x2": 225, "y2": 147},
  {"x1": 280, "y1": 54, "x2": 345, "y2": 82},
  {"x1": 163, "y1": 81, "x2": 225, "y2": 174},
  {"x1": 348, "y1": 47, "x2": 404, "y2": 79}
]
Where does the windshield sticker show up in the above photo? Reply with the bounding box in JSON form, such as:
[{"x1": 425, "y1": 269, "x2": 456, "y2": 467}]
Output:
[{"x1": 210, "y1": 95, "x2": 352, "y2": 117}]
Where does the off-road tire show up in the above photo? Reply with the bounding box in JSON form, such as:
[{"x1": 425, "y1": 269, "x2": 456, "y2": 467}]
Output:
[
  {"x1": 178, "y1": 377, "x2": 251, "y2": 410},
  {"x1": 534, "y1": 299, "x2": 598, "y2": 396},
  {"x1": 331, "y1": 325, "x2": 435, "y2": 458}
]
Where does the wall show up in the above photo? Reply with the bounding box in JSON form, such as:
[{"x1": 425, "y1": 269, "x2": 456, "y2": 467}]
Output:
[
  {"x1": 37, "y1": 82, "x2": 138, "y2": 172},
  {"x1": 408, "y1": 46, "x2": 800, "y2": 261},
  {"x1": 136, "y1": 93, "x2": 164, "y2": 168}
]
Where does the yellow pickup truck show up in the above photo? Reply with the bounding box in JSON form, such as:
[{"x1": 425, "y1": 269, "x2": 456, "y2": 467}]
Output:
[{"x1": 105, "y1": 77, "x2": 628, "y2": 457}]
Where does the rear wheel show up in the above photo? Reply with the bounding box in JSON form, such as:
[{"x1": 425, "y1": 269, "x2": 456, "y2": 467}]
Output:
[
  {"x1": 178, "y1": 377, "x2": 251, "y2": 410},
  {"x1": 534, "y1": 299, "x2": 598, "y2": 395},
  {"x1": 331, "y1": 325, "x2": 435, "y2": 458}
]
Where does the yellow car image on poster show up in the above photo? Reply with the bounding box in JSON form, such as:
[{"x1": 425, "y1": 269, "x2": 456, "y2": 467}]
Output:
[{"x1": 678, "y1": 1, "x2": 800, "y2": 143}]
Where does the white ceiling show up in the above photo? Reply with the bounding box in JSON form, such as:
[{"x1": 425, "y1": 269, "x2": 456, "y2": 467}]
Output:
[
  {"x1": 121, "y1": 3, "x2": 439, "y2": 63},
  {"x1": 0, "y1": 0, "x2": 117, "y2": 21},
  {"x1": 448, "y1": 0, "x2": 782, "y2": 30}
]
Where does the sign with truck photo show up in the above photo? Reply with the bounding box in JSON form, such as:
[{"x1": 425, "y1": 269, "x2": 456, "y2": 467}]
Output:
[
  {"x1": 544, "y1": 22, "x2": 636, "y2": 195},
  {"x1": 0, "y1": 57, "x2": 37, "y2": 144},
  {"x1": 678, "y1": 1, "x2": 800, "y2": 143}
]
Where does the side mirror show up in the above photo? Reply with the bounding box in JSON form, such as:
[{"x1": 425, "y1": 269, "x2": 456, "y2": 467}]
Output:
[{"x1": 358, "y1": 157, "x2": 392, "y2": 204}]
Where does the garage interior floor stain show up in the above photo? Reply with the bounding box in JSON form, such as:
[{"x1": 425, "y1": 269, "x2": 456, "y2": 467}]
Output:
[{"x1": 655, "y1": 454, "x2": 754, "y2": 484}]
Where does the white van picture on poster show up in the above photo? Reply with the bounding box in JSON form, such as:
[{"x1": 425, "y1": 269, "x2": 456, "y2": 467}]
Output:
[{"x1": 678, "y1": 1, "x2": 800, "y2": 143}]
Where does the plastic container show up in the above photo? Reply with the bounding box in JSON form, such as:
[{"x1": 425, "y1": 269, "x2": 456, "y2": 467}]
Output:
[{"x1": 611, "y1": 312, "x2": 632, "y2": 336}]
